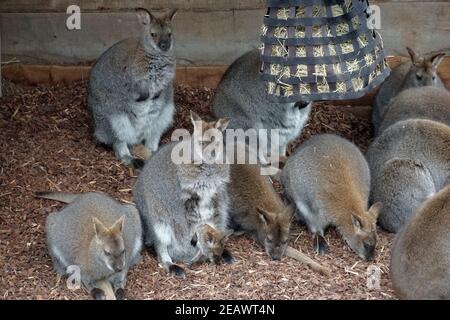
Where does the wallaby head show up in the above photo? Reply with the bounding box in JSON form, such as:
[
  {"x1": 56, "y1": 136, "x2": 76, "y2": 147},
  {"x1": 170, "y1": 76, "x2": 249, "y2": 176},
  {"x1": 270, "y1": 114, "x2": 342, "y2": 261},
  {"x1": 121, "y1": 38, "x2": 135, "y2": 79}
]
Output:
[
  {"x1": 402, "y1": 47, "x2": 445, "y2": 89},
  {"x1": 136, "y1": 8, "x2": 177, "y2": 53},
  {"x1": 256, "y1": 205, "x2": 294, "y2": 260},
  {"x1": 190, "y1": 111, "x2": 230, "y2": 164},
  {"x1": 93, "y1": 216, "x2": 126, "y2": 272},
  {"x1": 191, "y1": 224, "x2": 228, "y2": 264},
  {"x1": 344, "y1": 203, "x2": 382, "y2": 261}
]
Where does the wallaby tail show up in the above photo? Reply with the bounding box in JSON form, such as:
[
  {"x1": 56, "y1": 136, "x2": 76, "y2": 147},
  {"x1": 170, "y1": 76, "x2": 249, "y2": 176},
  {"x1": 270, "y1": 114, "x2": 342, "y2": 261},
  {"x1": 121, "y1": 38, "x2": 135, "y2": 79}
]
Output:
[
  {"x1": 35, "y1": 191, "x2": 79, "y2": 204},
  {"x1": 285, "y1": 246, "x2": 330, "y2": 276}
]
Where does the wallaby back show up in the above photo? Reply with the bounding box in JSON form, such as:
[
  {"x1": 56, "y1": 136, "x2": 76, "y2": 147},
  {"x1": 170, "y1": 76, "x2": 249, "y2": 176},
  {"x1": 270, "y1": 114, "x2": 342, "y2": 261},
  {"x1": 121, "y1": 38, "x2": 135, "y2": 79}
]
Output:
[
  {"x1": 281, "y1": 134, "x2": 379, "y2": 261},
  {"x1": 372, "y1": 48, "x2": 446, "y2": 132},
  {"x1": 391, "y1": 186, "x2": 450, "y2": 299},
  {"x1": 367, "y1": 119, "x2": 450, "y2": 232},
  {"x1": 378, "y1": 86, "x2": 450, "y2": 135}
]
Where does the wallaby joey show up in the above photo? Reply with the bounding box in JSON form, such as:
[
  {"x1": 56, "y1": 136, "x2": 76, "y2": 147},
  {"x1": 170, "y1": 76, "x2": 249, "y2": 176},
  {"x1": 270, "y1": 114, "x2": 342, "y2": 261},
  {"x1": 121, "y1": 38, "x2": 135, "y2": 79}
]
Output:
[
  {"x1": 133, "y1": 112, "x2": 234, "y2": 278},
  {"x1": 38, "y1": 192, "x2": 143, "y2": 300},
  {"x1": 372, "y1": 47, "x2": 446, "y2": 133},
  {"x1": 189, "y1": 224, "x2": 231, "y2": 265},
  {"x1": 281, "y1": 134, "x2": 381, "y2": 261},
  {"x1": 228, "y1": 164, "x2": 293, "y2": 260},
  {"x1": 390, "y1": 186, "x2": 450, "y2": 299},
  {"x1": 378, "y1": 86, "x2": 450, "y2": 135},
  {"x1": 88, "y1": 8, "x2": 177, "y2": 168},
  {"x1": 212, "y1": 49, "x2": 312, "y2": 158},
  {"x1": 366, "y1": 119, "x2": 450, "y2": 233}
]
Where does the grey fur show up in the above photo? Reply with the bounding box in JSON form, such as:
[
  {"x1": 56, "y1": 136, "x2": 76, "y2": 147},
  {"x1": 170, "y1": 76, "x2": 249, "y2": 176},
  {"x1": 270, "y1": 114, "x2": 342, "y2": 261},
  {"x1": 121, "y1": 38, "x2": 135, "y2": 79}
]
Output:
[
  {"x1": 45, "y1": 192, "x2": 143, "y2": 297},
  {"x1": 372, "y1": 48, "x2": 445, "y2": 134},
  {"x1": 212, "y1": 49, "x2": 312, "y2": 156},
  {"x1": 133, "y1": 142, "x2": 231, "y2": 276},
  {"x1": 88, "y1": 9, "x2": 177, "y2": 166},
  {"x1": 366, "y1": 119, "x2": 450, "y2": 233},
  {"x1": 378, "y1": 86, "x2": 450, "y2": 134},
  {"x1": 281, "y1": 134, "x2": 380, "y2": 261}
]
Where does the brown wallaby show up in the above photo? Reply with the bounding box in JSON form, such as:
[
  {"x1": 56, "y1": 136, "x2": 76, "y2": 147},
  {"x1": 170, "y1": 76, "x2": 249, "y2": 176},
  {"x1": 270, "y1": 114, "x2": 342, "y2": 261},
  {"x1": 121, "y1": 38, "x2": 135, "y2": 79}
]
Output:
[
  {"x1": 189, "y1": 224, "x2": 230, "y2": 266},
  {"x1": 378, "y1": 86, "x2": 450, "y2": 134},
  {"x1": 281, "y1": 134, "x2": 382, "y2": 261},
  {"x1": 38, "y1": 191, "x2": 142, "y2": 300},
  {"x1": 228, "y1": 164, "x2": 294, "y2": 260},
  {"x1": 372, "y1": 47, "x2": 446, "y2": 134},
  {"x1": 390, "y1": 186, "x2": 450, "y2": 299}
]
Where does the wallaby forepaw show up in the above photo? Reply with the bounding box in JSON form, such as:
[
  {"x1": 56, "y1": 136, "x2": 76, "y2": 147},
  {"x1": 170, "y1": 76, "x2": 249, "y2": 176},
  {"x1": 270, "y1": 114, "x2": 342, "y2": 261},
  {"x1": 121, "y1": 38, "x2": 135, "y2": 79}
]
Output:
[
  {"x1": 115, "y1": 288, "x2": 126, "y2": 300},
  {"x1": 222, "y1": 249, "x2": 235, "y2": 264},
  {"x1": 169, "y1": 264, "x2": 186, "y2": 278},
  {"x1": 91, "y1": 288, "x2": 106, "y2": 300}
]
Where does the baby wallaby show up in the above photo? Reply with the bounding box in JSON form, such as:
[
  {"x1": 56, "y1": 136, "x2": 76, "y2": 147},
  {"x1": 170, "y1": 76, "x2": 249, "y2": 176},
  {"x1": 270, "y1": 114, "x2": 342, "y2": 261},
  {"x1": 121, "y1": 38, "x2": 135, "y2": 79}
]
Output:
[
  {"x1": 281, "y1": 134, "x2": 381, "y2": 261},
  {"x1": 378, "y1": 86, "x2": 450, "y2": 134},
  {"x1": 190, "y1": 224, "x2": 230, "y2": 265},
  {"x1": 390, "y1": 186, "x2": 450, "y2": 299},
  {"x1": 372, "y1": 47, "x2": 446, "y2": 133},
  {"x1": 228, "y1": 164, "x2": 293, "y2": 260},
  {"x1": 212, "y1": 49, "x2": 312, "y2": 158},
  {"x1": 88, "y1": 8, "x2": 177, "y2": 168},
  {"x1": 366, "y1": 119, "x2": 450, "y2": 233},
  {"x1": 38, "y1": 191, "x2": 143, "y2": 300},
  {"x1": 133, "y1": 112, "x2": 234, "y2": 278}
]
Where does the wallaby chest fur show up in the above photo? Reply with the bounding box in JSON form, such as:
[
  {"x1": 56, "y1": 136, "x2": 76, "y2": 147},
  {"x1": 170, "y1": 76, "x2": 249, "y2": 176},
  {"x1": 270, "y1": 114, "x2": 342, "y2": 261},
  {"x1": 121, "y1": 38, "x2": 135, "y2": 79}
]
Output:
[
  {"x1": 281, "y1": 134, "x2": 379, "y2": 260},
  {"x1": 378, "y1": 86, "x2": 450, "y2": 134},
  {"x1": 211, "y1": 49, "x2": 312, "y2": 156},
  {"x1": 367, "y1": 119, "x2": 450, "y2": 233},
  {"x1": 45, "y1": 192, "x2": 143, "y2": 292},
  {"x1": 390, "y1": 186, "x2": 450, "y2": 299},
  {"x1": 133, "y1": 142, "x2": 230, "y2": 266}
]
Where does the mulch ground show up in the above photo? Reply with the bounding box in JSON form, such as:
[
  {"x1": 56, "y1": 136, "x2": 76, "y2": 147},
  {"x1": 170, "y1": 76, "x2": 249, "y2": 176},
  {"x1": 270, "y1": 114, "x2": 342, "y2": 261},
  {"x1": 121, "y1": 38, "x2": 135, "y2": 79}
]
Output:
[{"x1": 0, "y1": 81, "x2": 395, "y2": 300}]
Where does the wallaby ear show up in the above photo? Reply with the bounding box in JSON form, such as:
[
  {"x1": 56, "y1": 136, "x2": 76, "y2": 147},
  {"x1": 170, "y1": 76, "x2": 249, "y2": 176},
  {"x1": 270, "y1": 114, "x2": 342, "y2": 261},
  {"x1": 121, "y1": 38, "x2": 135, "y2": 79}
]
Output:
[
  {"x1": 368, "y1": 202, "x2": 382, "y2": 220},
  {"x1": 110, "y1": 216, "x2": 125, "y2": 236},
  {"x1": 256, "y1": 206, "x2": 271, "y2": 225},
  {"x1": 166, "y1": 9, "x2": 178, "y2": 21},
  {"x1": 93, "y1": 217, "x2": 108, "y2": 239},
  {"x1": 214, "y1": 118, "x2": 230, "y2": 132},
  {"x1": 351, "y1": 214, "x2": 363, "y2": 230},
  {"x1": 406, "y1": 47, "x2": 419, "y2": 64},
  {"x1": 136, "y1": 8, "x2": 153, "y2": 26},
  {"x1": 429, "y1": 52, "x2": 446, "y2": 68}
]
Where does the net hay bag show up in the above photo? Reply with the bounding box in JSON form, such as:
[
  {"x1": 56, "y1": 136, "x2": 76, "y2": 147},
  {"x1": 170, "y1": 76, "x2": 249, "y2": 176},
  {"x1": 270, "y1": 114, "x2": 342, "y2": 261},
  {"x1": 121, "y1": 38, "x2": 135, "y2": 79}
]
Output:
[{"x1": 260, "y1": 0, "x2": 390, "y2": 102}]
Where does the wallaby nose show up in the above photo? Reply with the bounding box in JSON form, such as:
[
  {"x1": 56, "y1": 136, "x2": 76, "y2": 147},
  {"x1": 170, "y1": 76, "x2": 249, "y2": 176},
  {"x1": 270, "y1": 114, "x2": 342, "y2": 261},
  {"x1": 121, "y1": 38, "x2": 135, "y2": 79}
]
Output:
[
  {"x1": 159, "y1": 41, "x2": 169, "y2": 51},
  {"x1": 363, "y1": 244, "x2": 375, "y2": 261}
]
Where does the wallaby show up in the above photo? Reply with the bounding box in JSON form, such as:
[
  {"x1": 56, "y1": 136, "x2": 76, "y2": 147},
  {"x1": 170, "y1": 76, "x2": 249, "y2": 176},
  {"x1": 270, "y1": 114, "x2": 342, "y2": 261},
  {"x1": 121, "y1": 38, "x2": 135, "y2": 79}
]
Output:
[
  {"x1": 228, "y1": 164, "x2": 293, "y2": 260},
  {"x1": 366, "y1": 119, "x2": 450, "y2": 233},
  {"x1": 38, "y1": 191, "x2": 143, "y2": 300},
  {"x1": 189, "y1": 224, "x2": 230, "y2": 265},
  {"x1": 390, "y1": 186, "x2": 450, "y2": 299},
  {"x1": 212, "y1": 49, "x2": 312, "y2": 158},
  {"x1": 88, "y1": 8, "x2": 177, "y2": 168},
  {"x1": 372, "y1": 47, "x2": 446, "y2": 133},
  {"x1": 281, "y1": 134, "x2": 381, "y2": 261},
  {"x1": 133, "y1": 112, "x2": 234, "y2": 278},
  {"x1": 378, "y1": 86, "x2": 450, "y2": 134}
]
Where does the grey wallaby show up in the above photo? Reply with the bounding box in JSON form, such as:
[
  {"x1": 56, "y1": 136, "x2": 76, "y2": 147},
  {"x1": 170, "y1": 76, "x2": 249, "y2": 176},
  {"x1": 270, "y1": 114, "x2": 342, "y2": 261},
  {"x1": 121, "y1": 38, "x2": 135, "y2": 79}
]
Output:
[
  {"x1": 377, "y1": 86, "x2": 450, "y2": 134},
  {"x1": 372, "y1": 47, "x2": 446, "y2": 133},
  {"x1": 212, "y1": 49, "x2": 312, "y2": 158},
  {"x1": 228, "y1": 164, "x2": 293, "y2": 260},
  {"x1": 38, "y1": 191, "x2": 143, "y2": 300},
  {"x1": 390, "y1": 186, "x2": 450, "y2": 299},
  {"x1": 366, "y1": 119, "x2": 450, "y2": 233},
  {"x1": 88, "y1": 8, "x2": 177, "y2": 168},
  {"x1": 133, "y1": 112, "x2": 234, "y2": 278},
  {"x1": 281, "y1": 134, "x2": 381, "y2": 261}
]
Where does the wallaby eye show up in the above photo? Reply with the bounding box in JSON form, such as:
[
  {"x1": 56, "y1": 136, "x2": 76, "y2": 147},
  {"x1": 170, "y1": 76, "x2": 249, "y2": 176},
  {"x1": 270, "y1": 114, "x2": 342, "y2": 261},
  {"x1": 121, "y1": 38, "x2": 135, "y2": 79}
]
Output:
[
  {"x1": 432, "y1": 75, "x2": 436, "y2": 81},
  {"x1": 104, "y1": 250, "x2": 111, "y2": 257},
  {"x1": 151, "y1": 33, "x2": 157, "y2": 38}
]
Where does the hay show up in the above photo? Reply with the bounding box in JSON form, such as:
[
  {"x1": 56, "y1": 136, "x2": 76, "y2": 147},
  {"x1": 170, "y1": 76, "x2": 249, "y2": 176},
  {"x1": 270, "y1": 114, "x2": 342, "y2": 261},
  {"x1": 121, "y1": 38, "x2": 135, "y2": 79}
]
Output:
[
  {"x1": 295, "y1": 26, "x2": 306, "y2": 38},
  {"x1": 346, "y1": 59, "x2": 359, "y2": 73},
  {"x1": 335, "y1": 81, "x2": 347, "y2": 93},
  {"x1": 315, "y1": 64, "x2": 327, "y2": 77},
  {"x1": 295, "y1": 6, "x2": 305, "y2": 18},
  {"x1": 341, "y1": 41, "x2": 354, "y2": 54},
  {"x1": 296, "y1": 46, "x2": 307, "y2": 57},
  {"x1": 295, "y1": 64, "x2": 308, "y2": 78},
  {"x1": 352, "y1": 77, "x2": 364, "y2": 90},
  {"x1": 274, "y1": 27, "x2": 288, "y2": 39},
  {"x1": 277, "y1": 8, "x2": 290, "y2": 20}
]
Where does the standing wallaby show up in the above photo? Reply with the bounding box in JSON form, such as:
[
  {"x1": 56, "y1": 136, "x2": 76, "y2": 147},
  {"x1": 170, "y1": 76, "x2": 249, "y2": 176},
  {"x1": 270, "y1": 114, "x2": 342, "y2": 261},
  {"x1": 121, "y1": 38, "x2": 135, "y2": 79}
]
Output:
[
  {"x1": 133, "y1": 112, "x2": 234, "y2": 278},
  {"x1": 281, "y1": 134, "x2": 381, "y2": 261},
  {"x1": 366, "y1": 119, "x2": 450, "y2": 233},
  {"x1": 228, "y1": 164, "x2": 293, "y2": 260},
  {"x1": 88, "y1": 8, "x2": 177, "y2": 168},
  {"x1": 378, "y1": 86, "x2": 450, "y2": 134},
  {"x1": 38, "y1": 192, "x2": 143, "y2": 300},
  {"x1": 372, "y1": 47, "x2": 446, "y2": 133},
  {"x1": 212, "y1": 49, "x2": 312, "y2": 157},
  {"x1": 390, "y1": 186, "x2": 450, "y2": 299}
]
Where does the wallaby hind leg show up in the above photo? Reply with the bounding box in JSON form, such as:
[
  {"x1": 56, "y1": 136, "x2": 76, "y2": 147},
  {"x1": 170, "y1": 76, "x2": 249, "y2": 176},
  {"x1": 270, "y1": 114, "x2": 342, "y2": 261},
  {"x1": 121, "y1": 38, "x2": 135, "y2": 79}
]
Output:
[
  {"x1": 314, "y1": 234, "x2": 328, "y2": 255},
  {"x1": 143, "y1": 101, "x2": 174, "y2": 152},
  {"x1": 110, "y1": 270, "x2": 127, "y2": 300},
  {"x1": 153, "y1": 227, "x2": 186, "y2": 278}
]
